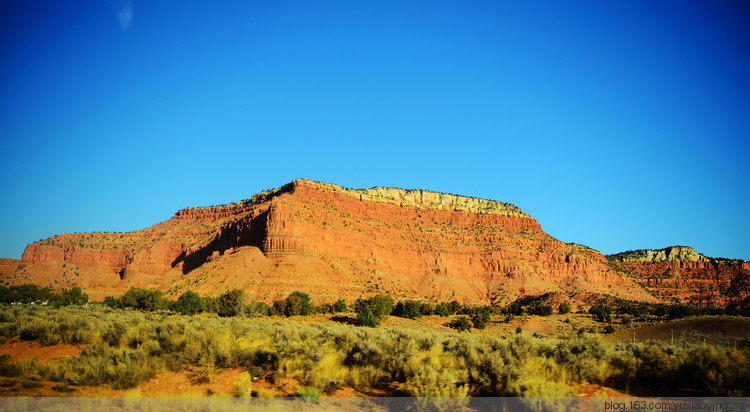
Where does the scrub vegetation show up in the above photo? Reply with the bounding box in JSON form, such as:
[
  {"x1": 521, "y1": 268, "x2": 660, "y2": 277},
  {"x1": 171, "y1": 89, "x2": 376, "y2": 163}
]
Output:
[{"x1": 0, "y1": 302, "x2": 748, "y2": 397}]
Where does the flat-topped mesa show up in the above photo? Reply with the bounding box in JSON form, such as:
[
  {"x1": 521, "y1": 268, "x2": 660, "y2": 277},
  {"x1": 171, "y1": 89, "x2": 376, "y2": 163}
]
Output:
[
  {"x1": 608, "y1": 246, "x2": 710, "y2": 263},
  {"x1": 291, "y1": 179, "x2": 532, "y2": 218}
]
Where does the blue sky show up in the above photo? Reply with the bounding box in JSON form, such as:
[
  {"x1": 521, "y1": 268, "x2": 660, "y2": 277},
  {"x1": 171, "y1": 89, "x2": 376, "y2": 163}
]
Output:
[{"x1": 1, "y1": 1, "x2": 748, "y2": 260}]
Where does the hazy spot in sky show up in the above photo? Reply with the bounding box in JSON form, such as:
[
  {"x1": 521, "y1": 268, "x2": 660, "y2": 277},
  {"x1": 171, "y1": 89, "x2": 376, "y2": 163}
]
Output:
[{"x1": 115, "y1": 0, "x2": 133, "y2": 30}]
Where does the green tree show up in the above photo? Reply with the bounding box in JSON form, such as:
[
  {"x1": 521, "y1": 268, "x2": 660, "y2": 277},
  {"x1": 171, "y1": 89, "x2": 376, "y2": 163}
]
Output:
[
  {"x1": 367, "y1": 295, "x2": 394, "y2": 320},
  {"x1": 504, "y1": 302, "x2": 523, "y2": 316},
  {"x1": 10, "y1": 284, "x2": 51, "y2": 304},
  {"x1": 103, "y1": 296, "x2": 119, "y2": 308},
  {"x1": 246, "y1": 301, "x2": 270, "y2": 317},
  {"x1": 393, "y1": 300, "x2": 422, "y2": 319},
  {"x1": 471, "y1": 314, "x2": 487, "y2": 329},
  {"x1": 173, "y1": 290, "x2": 204, "y2": 315},
  {"x1": 270, "y1": 299, "x2": 286, "y2": 316},
  {"x1": 435, "y1": 302, "x2": 451, "y2": 317},
  {"x1": 558, "y1": 302, "x2": 571, "y2": 315},
  {"x1": 332, "y1": 299, "x2": 347, "y2": 313},
  {"x1": 589, "y1": 304, "x2": 613, "y2": 322},
  {"x1": 529, "y1": 302, "x2": 553, "y2": 316},
  {"x1": 356, "y1": 306, "x2": 378, "y2": 327},
  {"x1": 285, "y1": 291, "x2": 313, "y2": 316},
  {"x1": 118, "y1": 288, "x2": 166, "y2": 311},
  {"x1": 217, "y1": 289, "x2": 246, "y2": 317}
]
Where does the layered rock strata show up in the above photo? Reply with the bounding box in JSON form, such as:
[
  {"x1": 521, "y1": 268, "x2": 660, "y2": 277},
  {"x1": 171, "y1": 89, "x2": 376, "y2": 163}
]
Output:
[{"x1": 2, "y1": 180, "x2": 744, "y2": 306}]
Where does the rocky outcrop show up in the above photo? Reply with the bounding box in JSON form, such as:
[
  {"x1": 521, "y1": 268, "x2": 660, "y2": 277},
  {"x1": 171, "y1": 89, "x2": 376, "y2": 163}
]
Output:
[
  {"x1": 1, "y1": 180, "x2": 744, "y2": 306},
  {"x1": 608, "y1": 246, "x2": 709, "y2": 263},
  {"x1": 607, "y1": 246, "x2": 750, "y2": 306}
]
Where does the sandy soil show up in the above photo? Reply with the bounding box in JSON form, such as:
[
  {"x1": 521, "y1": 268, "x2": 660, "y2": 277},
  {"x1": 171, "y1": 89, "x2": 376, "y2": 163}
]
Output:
[{"x1": 0, "y1": 340, "x2": 81, "y2": 363}]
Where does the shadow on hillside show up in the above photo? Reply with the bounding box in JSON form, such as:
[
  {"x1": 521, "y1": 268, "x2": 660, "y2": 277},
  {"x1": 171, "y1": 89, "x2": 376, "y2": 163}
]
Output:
[{"x1": 172, "y1": 209, "x2": 270, "y2": 274}]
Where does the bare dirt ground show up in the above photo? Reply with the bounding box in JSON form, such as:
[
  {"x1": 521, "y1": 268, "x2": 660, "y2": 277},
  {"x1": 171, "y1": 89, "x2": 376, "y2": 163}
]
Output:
[{"x1": 0, "y1": 340, "x2": 81, "y2": 363}]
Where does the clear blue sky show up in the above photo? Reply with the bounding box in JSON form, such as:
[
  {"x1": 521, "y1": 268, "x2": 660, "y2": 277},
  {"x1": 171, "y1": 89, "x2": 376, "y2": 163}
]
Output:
[{"x1": 1, "y1": 1, "x2": 748, "y2": 260}]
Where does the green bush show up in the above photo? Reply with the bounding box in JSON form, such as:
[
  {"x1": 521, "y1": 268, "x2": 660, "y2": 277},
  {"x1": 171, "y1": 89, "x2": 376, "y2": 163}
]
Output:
[
  {"x1": 393, "y1": 300, "x2": 422, "y2": 319},
  {"x1": 332, "y1": 299, "x2": 347, "y2": 313},
  {"x1": 354, "y1": 295, "x2": 394, "y2": 322},
  {"x1": 448, "y1": 316, "x2": 472, "y2": 332},
  {"x1": 471, "y1": 314, "x2": 486, "y2": 330},
  {"x1": 589, "y1": 304, "x2": 613, "y2": 322},
  {"x1": 504, "y1": 302, "x2": 523, "y2": 316},
  {"x1": 103, "y1": 296, "x2": 118, "y2": 308},
  {"x1": 118, "y1": 288, "x2": 167, "y2": 311},
  {"x1": 246, "y1": 301, "x2": 270, "y2": 317},
  {"x1": 216, "y1": 289, "x2": 246, "y2": 317},
  {"x1": 528, "y1": 302, "x2": 553, "y2": 316},
  {"x1": 172, "y1": 291, "x2": 203, "y2": 315},
  {"x1": 356, "y1": 306, "x2": 378, "y2": 328},
  {"x1": 558, "y1": 303, "x2": 571, "y2": 314},
  {"x1": 435, "y1": 303, "x2": 451, "y2": 317},
  {"x1": 284, "y1": 292, "x2": 313, "y2": 316}
]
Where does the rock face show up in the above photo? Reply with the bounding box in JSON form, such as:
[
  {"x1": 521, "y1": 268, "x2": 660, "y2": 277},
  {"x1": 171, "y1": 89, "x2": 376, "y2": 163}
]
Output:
[
  {"x1": 608, "y1": 246, "x2": 709, "y2": 263},
  {"x1": 608, "y1": 248, "x2": 750, "y2": 307},
  {"x1": 2, "y1": 180, "x2": 746, "y2": 306}
]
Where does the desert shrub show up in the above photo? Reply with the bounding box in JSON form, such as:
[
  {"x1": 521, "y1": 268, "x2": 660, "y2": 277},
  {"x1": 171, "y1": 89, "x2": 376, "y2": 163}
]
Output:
[
  {"x1": 448, "y1": 316, "x2": 472, "y2": 332},
  {"x1": 103, "y1": 296, "x2": 118, "y2": 308},
  {"x1": 668, "y1": 304, "x2": 696, "y2": 319},
  {"x1": 356, "y1": 306, "x2": 378, "y2": 328},
  {"x1": 284, "y1": 292, "x2": 313, "y2": 316},
  {"x1": 434, "y1": 302, "x2": 451, "y2": 317},
  {"x1": 235, "y1": 371, "x2": 253, "y2": 397},
  {"x1": 59, "y1": 344, "x2": 159, "y2": 389},
  {"x1": 118, "y1": 288, "x2": 167, "y2": 311},
  {"x1": 332, "y1": 299, "x2": 347, "y2": 313},
  {"x1": 172, "y1": 290, "x2": 203, "y2": 315},
  {"x1": 1, "y1": 284, "x2": 52, "y2": 304},
  {"x1": 528, "y1": 302, "x2": 553, "y2": 316},
  {"x1": 297, "y1": 386, "x2": 320, "y2": 401},
  {"x1": 504, "y1": 302, "x2": 523, "y2": 316},
  {"x1": 216, "y1": 289, "x2": 246, "y2": 317},
  {"x1": 2, "y1": 303, "x2": 748, "y2": 397},
  {"x1": 558, "y1": 303, "x2": 571, "y2": 314},
  {"x1": 393, "y1": 300, "x2": 422, "y2": 319},
  {"x1": 0, "y1": 354, "x2": 20, "y2": 378},
  {"x1": 315, "y1": 303, "x2": 332, "y2": 314},
  {"x1": 353, "y1": 295, "x2": 393, "y2": 322},
  {"x1": 589, "y1": 304, "x2": 613, "y2": 322},
  {"x1": 246, "y1": 301, "x2": 270, "y2": 317},
  {"x1": 270, "y1": 299, "x2": 286, "y2": 316},
  {"x1": 471, "y1": 314, "x2": 487, "y2": 330}
]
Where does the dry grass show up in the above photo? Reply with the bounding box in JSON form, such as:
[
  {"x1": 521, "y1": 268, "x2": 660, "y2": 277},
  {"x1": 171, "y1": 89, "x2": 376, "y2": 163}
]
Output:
[{"x1": 0, "y1": 305, "x2": 748, "y2": 397}]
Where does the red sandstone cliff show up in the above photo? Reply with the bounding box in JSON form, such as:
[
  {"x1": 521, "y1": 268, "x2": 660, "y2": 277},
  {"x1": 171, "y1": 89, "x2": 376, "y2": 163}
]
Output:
[
  {"x1": 2, "y1": 180, "x2": 745, "y2": 306},
  {"x1": 608, "y1": 247, "x2": 750, "y2": 307}
]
